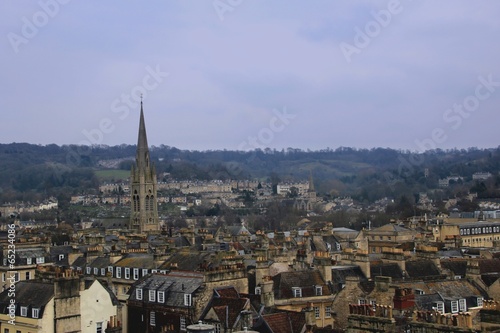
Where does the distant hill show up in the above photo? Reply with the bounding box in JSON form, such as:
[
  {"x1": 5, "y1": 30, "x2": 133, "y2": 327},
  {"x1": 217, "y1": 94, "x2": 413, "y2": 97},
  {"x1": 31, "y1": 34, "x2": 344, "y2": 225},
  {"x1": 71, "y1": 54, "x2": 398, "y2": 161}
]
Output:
[{"x1": 1, "y1": 143, "x2": 499, "y2": 204}]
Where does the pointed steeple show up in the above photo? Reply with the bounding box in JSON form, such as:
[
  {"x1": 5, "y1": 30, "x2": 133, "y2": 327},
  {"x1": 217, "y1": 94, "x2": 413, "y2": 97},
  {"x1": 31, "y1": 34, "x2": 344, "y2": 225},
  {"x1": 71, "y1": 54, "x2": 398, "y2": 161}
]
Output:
[
  {"x1": 136, "y1": 98, "x2": 150, "y2": 169},
  {"x1": 308, "y1": 171, "x2": 315, "y2": 192}
]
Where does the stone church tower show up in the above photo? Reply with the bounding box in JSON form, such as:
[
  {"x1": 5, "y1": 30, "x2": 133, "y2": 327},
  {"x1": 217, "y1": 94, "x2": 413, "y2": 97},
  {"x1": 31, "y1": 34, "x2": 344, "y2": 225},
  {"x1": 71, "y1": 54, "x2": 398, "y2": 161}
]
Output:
[{"x1": 129, "y1": 101, "x2": 159, "y2": 233}]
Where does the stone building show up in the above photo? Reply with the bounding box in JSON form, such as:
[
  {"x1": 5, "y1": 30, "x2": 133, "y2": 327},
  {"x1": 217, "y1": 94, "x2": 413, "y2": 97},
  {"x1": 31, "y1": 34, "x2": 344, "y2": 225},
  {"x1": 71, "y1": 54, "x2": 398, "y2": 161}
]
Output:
[{"x1": 129, "y1": 101, "x2": 159, "y2": 233}]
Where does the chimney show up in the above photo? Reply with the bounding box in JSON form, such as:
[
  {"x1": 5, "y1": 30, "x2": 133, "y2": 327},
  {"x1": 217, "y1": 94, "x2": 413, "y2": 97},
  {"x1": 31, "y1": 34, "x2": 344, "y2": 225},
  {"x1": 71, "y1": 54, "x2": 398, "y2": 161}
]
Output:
[
  {"x1": 240, "y1": 310, "x2": 253, "y2": 330},
  {"x1": 261, "y1": 278, "x2": 274, "y2": 307},
  {"x1": 375, "y1": 276, "x2": 391, "y2": 292},
  {"x1": 303, "y1": 303, "x2": 316, "y2": 327}
]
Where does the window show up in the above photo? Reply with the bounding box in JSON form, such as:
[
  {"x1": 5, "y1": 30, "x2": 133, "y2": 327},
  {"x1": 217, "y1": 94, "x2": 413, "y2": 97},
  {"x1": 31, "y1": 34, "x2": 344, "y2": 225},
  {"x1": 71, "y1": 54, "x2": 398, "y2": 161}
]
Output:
[
  {"x1": 315, "y1": 285, "x2": 322, "y2": 296},
  {"x1": 36, "y1": 257, "x2": 45, "y2": 264},
  {"x1": 325, "y1": 306, "x2": 332, "y2": 318},
  {"x1": 32, "y1": 308, "x2": 39, "y2": 318},
  {"x1": 136, "y1": 288, "x2": 143, "y2": 300},
  {"x1": 94, "y1": 267, "x2": 98, "y2": 275},
  {"x1": 152, "y1": 269, "x2": 158, "y2": 273},
  {"x1": 415, "y1": 289, "x2": 425, "y2": 295},
  {"x1": 459, "y1": 299, "x2": 467, "y2": 312},
  {"x1": 25, "y1": 271, "x2": 30, "y2": 280},
  {"x1": 20, "y1": 306, "x2": 27, "y2": 316},
  {"x1": 292, "y1": 287, "x2": 302, "y2": 298},
  {"x1": 4, "y1": 329, "x2": 9, "y2": 333},
  {"x1": 214, "y1": 323, "x2": 222, "y2": 333},
  {"x1": 116, "y1": 267, "x2": 121, "y2": 278},
  {"x1": 125, "y1": 268, "x2": 130, "y2": 279},
  {"x1": 158, "y1": 291, "x2": 165, "y2": 303},
  {"x1": 180, "y1": 317, "x2": 186, "y2": 331},
  {"x1": 101, "y1": 268, "x2": 106, "y2": 276},
  {"x1": 86, "y1": 267, "x2": 91, "y2": 274},
  {"x1": 358, "y1": 299, "x2": 366, "y2": 305},
  {"x1": 108, "y1": 266, "x2": 113, "y2": 273},
  {"x1": 149, "y1": 289, "x2": 156, "y2": 302},
  {"x1": 150, "y1": 311, "x2": 156, "y2": 326},
  {"x1": 314, "y1": 306, "x2": 320, "y2": 319},
  {"x1": 96, "y1": 322, "x2": 103, "y2": 333},
  {"x1": 59, "y1": 254, "x2": 64, "y2": 261},
  {"x1": 477, "y1": 297, "x2": 483, "y2": 308},
  {"x1": 451, "y1": 300, "x2": 459, "y2": 313},
  {"x1": 133, "y1": 268, "x2": 139, "y2": 280},
  {"x1": 27, "y1": 258, "x2": 32, "y2": 265},
  {"x1": 142, "y1": 268, "x2": 148, "y2": 277},
  {"x1": 434, "y1": 301, "x2": 444, "y2": 313},
  {"x1": 184, "y1": 293, "x2": 192, "y2": 306},
  {"x1": 255, "y1": 287, "x2": 262, "y2": 295}
]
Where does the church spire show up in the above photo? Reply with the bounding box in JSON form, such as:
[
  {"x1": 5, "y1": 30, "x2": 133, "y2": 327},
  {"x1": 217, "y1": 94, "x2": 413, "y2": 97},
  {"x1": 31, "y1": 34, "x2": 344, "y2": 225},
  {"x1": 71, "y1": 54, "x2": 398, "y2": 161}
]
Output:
[
  {"x1": 308, "y1": 171, "x2": 315, "y2": 192},
  {"x1": 136, "y1": 96, "x2": 149, "y2": 169}
]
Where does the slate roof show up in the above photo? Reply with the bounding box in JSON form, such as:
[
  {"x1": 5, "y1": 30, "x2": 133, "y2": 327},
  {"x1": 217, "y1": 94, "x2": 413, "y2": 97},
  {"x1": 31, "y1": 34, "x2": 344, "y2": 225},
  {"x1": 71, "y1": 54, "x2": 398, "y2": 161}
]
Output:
[
  {"x1": 424, "y1": 280, "x2": 483, "y2": 299},
  {"x1": 273, "y1": 270, "x2": 330, "y2": 299},
  {"x1": 89, "y1": 256, "x2": 111, "y2": 269},
  {"x1": 440, "y1": 259, "x2": 467, "y2": 277},
  {"x1": 71, "y1": 256, "x2": 87, "y2": 269},
  {"x1": 414, "y1": 293, "x2": 443, "y2": 311},
  {"x1": 159, "y1": 251, "x2": 212, "y2": 271},
  {"x1": 478, "y1": 259, "x2": 500, "y2": 274},
  {"x1": 0, "y1": 281, "x2": 54, "y2": 318},
  {"x1": 129, "y1": 271, "x2": 204, "y2": 308},
  {"x1": 405, "y1": 260, "x2": 443, "y2": 279},
  {"x1": 370, "y1": 262, "x2": 403, "y2": 280},
  {"x1": 331, "y1": 265, "x2": 367, "y2": 292},
  {"x1": 114, "y1": 253, "x2": 156, "y2": 269}
]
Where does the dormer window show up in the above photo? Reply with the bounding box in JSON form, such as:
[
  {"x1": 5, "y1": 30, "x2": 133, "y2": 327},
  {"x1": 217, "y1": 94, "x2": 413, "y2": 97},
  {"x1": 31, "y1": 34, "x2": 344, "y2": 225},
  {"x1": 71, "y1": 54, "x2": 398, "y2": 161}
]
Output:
[
  {"x1": 125, "y1": 268, "x2": 130, "y2": 279},
  {"x1": 158, "y1": 291, "x2": 165, "y2": 303},
  {"x1": 27, "y1": 258, "x2": 32, "y2": 265},
  {"x1": 292, "y1": 287, "x2": 302, "y2": 298},
  {"x1": 149, "y1": 289, "x2": 156, "y2": 302},
  {"x1": 433, "y1": 301, "x2": 444, "y2": 313},
  {"x1": 36, "y1": 257, "x2": 45, "y2": 264},
  {"x1": 255, "y1": 287, "x2": 262, "y2": 295},
  {"x1": 477, "y1": 297, "x2": 483, "y2": 307},
  {"x1": 86, "y1": 267, "x2": 91, "y2": 274},
  {"x1": 101, "y1": 268, "x2": 106, "y2": 276},
  {"x1": 59, "y1": 254, "x2": 64, "y2": 261},
  {"x1": 142, "y1": 268, "x2": 148, "y2": 277},
  {"x1": 21, "y1": 306, "x2": 28, "y2": 316},
  {"x1": 459, "y1": 298, "x2": 467, "y2": 312},
  {"x1": 315, "y1": 285, "x2": 322, "y2": 296},
  {"x1": 32, "y1": 308, "x2": 39, "y2": 318},
  {"x1": 451, "y1": 300, "x2": 459, "y2": 313},
  {"x1": 184, "y1": 293, "x2": 192, "y2": 306},
  {"x1": 136, "y1": 288, "x2": 143, "y2": 300},
  {"x1": 133, "y1": 268, "x2": 139, "y2": 280},
  {"x1": 116, "y1": 267, "x2": 121, "y2": 278}
]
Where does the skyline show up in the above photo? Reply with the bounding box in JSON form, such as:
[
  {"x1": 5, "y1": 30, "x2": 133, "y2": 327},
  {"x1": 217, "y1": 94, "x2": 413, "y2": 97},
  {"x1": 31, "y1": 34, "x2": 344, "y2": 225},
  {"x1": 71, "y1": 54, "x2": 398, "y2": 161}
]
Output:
[{"x1": 1, "y1": 1, "x2": 500, "y2": 152}]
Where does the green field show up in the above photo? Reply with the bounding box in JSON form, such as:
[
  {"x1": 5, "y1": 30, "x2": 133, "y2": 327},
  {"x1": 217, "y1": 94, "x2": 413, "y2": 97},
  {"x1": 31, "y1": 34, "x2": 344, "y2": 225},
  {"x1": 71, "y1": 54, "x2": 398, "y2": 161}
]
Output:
[{"x1": 95, "y1": 169, "x2": 130, "y2": 182}]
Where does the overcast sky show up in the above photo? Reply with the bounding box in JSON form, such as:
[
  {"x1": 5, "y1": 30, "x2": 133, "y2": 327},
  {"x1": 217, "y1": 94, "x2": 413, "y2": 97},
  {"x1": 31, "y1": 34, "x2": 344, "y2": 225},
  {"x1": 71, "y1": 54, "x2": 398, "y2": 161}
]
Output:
[{"x1": 1, "y1": 1, "x2": 499, "y2": 152}]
